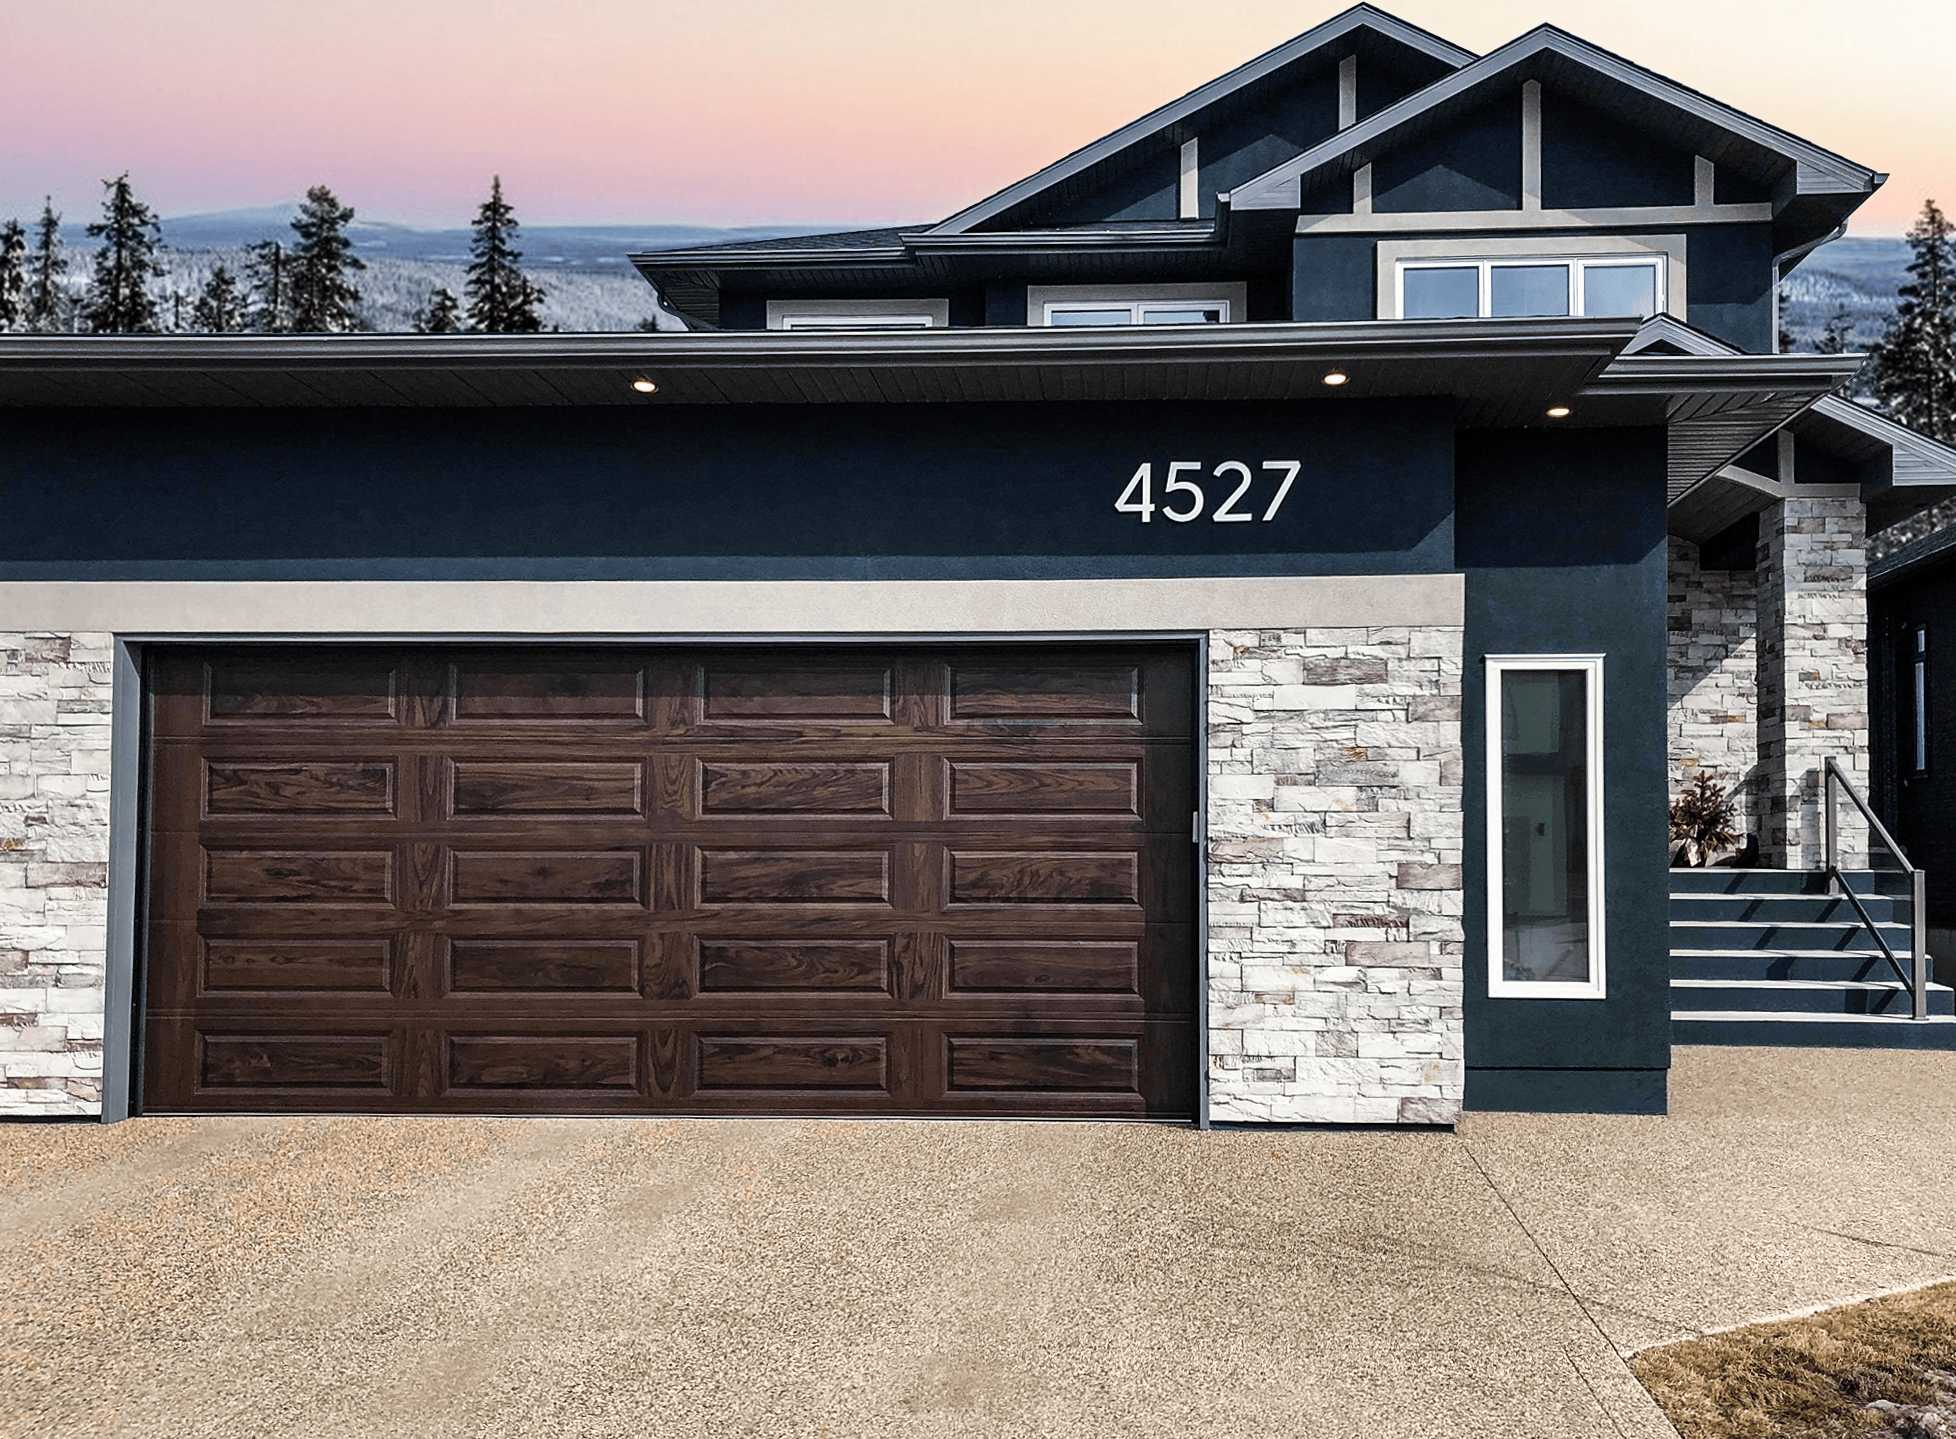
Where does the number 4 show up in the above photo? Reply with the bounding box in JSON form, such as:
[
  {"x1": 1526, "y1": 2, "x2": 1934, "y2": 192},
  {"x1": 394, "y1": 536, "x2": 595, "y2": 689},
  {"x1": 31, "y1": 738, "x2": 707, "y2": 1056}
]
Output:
[{"x1": 1115, "y1": 462, "x2": 1154, "y2": 523}]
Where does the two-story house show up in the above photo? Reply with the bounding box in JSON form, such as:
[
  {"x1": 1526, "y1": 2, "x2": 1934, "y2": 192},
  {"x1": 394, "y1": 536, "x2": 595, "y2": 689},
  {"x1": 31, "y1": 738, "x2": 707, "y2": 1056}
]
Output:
[{"x1": 3, "y1": 4, "x2": 1952, "y2": 1127}]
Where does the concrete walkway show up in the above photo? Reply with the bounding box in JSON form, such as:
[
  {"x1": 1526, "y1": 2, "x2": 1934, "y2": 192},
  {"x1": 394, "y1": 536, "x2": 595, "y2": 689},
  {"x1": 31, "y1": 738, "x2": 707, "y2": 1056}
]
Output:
[{"x1": 3, "y1": 1046, "x2": 1954, "y2": 1439}]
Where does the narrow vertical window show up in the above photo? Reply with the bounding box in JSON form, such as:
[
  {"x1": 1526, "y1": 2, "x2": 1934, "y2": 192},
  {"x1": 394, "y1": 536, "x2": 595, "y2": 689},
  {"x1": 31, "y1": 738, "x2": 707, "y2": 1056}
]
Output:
[
  {"x1": 1914, "y1": 625, "x2": 1930, "y2": 775},
  {"x1": 1487, "y1": 655, "x2": 1606, "y2": 998}
]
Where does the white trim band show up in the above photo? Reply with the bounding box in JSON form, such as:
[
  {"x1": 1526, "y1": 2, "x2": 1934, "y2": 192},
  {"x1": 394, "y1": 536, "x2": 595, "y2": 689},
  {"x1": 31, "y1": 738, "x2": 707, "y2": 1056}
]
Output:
[{"x1": 0, "y1": 574, "x2": 1467, "y2": 635}]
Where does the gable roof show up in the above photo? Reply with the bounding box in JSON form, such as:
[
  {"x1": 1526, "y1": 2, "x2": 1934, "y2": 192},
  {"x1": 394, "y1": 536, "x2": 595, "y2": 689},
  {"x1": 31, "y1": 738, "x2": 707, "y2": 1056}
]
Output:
[
  {"x1": 924, "y1": 4, "x2": 1475, "y2": 237},
  {"x1": 1227, "y1": 24, "x2": 1880, "y2": 237}
]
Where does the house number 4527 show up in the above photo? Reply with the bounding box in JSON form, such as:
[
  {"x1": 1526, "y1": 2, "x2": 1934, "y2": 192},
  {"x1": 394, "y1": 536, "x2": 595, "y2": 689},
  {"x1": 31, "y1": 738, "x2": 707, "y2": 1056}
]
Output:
[{"x1": 1114, "y1": 460, "x2": 1302, "y2": 523}]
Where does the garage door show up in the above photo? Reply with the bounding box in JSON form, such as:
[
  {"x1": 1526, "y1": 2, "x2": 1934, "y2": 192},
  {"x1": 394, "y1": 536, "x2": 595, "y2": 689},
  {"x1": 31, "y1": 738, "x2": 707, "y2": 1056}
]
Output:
[{"x1": 142, "y1": 645, "x2": 1196, "y2": 1117}]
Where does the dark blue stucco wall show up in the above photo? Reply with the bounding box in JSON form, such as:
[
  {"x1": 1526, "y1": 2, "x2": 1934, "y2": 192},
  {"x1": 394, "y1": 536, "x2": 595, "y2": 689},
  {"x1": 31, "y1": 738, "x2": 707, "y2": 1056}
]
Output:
[
  {"x1": 1292, "y1": 235, "x2": 1376, "y2": 321},
  {"x1": 1687, "y1": 224, "x2": 1774, "y2": 352},
  {"x1": 1374, "y1": 93, "x2": 1522, "y2": 213},
  {"x1": 0, "y1": 399, "x2": 1454, "y2": 582},
  {"x1": 1454, "y1": 426, "x2": 1672, "y2": 1112},
  {"x1": 1541, "y1": 91, "x2": 1695, "y2": 210}
]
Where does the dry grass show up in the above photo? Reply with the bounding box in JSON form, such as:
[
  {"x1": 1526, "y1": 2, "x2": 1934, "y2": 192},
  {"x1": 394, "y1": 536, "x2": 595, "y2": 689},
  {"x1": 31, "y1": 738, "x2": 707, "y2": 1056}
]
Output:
[{"x1": 1632, "y1": 1278, "x2": 1956, "y2": 1438}]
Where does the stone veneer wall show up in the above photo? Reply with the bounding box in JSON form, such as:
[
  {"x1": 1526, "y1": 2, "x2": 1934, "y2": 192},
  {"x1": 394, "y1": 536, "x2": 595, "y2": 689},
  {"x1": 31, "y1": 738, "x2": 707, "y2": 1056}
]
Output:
[
  {"x1": 1206, "y1": 626, "x2": 1465, "y2": 1125},
  {"x1": 1667, "y1": 537, "x2": 1762, "y2": 838},
  {"x1": 1, "y1": 632, "x2": 114, "y2": 1115},
  {"x1": 1756, "y1": 497, "x2": 1869, "y2": 869}
]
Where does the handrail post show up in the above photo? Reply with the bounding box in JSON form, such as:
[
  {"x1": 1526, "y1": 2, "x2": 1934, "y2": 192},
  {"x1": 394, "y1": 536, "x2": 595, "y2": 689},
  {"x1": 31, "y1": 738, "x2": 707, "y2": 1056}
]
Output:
[
  {"x1": 1914, "y1": 867, "x2": 1930, "y2": 1022},
  {"x1": 1824, "y1": 761, "x2": 1838, "y2": 893}
]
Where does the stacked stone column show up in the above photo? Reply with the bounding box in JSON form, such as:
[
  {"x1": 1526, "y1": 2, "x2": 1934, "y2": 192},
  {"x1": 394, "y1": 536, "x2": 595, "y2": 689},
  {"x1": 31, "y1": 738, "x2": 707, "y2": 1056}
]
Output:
[
  {"x1": 1206, "y1": 625, "x2": 1465, "y2": 1125},
  {"x1": 1755, "y1": 497, "x2": 1869, "y2": 869},
  {"x1": 1, "y1": 632, "x2": 115, "y2": 1115}
]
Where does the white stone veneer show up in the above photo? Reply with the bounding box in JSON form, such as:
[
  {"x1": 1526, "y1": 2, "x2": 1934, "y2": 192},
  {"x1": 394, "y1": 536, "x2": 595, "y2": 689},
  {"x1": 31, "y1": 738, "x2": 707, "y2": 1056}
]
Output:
[
  {"x1": 0, "y1": 632, "x2": 113, "y2": 1115},
  {"x1": 1205, "y1": 626, "x2": 1465, "y2": 1125},
  {"x1": 1667, "y1": 536, "x2": 1761, "y2": 838}
]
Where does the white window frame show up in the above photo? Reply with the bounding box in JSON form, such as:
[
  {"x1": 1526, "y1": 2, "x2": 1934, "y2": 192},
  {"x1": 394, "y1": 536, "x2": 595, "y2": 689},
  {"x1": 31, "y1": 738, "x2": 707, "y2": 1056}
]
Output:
[
  {"x1": 1485, "y1": 653, "x2": 1607, "y2": 1000},
  {"x1": 1396, "y1": 256, "x2": 1668, "y2": 321},
  {"x1": 1028, "y1": 282, "x2": 1247, "y2": 328},
  {"x1": 766, "y1": 299, "x2": 949, "y2": 330},
  {"x1": 1376, "y1": 234, "x2": 1686, "y2": 322}
]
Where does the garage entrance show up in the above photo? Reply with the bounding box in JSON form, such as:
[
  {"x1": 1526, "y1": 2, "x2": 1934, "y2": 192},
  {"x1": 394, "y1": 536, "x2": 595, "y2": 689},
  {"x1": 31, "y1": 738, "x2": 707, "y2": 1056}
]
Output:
[{"x1": 141, "y1": 644, "x2": 1197, "y2": 1117}]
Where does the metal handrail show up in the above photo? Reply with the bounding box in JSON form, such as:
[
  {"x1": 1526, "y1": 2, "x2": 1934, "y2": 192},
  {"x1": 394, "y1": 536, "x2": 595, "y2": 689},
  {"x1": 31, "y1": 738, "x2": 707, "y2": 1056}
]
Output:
[{"x1": 1823, "y1": 757, "x2": 1930, "y2": 1021}]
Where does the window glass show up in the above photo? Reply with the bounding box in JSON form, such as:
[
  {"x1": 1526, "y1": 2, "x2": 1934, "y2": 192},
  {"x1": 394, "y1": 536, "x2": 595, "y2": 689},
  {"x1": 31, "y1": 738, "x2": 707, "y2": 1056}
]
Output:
[
  {"x1": 1915, "y1": 625, "x2": 1930, "y2": 774},
  {"x1": 1140, "y1": 306, "x2": 1224, "y2": 325},
  {"x1": 1582, "y1": 263, "x2": 1659, "y2": 318},
  {"x1": 1402, "y1": 266, "x2": 1479, "y2": 319},
  {"x1": 1490, "y1": 264, "x2": 1570, "y2": 317},
  {"x1": 780, "y1": 316, "x2": 935, "y2": 330},
  {"x1": 1500, "y1": 670, "x2": 1591, "y2": 984},
  {"x1": 1048, "y1": 308, "x2": 1134, "y2": 326}
]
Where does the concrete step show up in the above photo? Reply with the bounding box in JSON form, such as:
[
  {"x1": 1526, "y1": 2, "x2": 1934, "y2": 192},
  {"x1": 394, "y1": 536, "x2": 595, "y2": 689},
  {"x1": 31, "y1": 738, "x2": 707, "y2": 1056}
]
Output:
[
  {"x1": 1669, "y1": 893, "x2": 1904, "y2": 924},
  {"x1": 1670, "y1": 868, "x2": 1837, "y2": 895},
  {"x1": 1673, "y1": 1010, "x2": 1956, "y2": 1050},
  {"x1": 1671, "y1": 978, "x2": 1954, "y2": 1017},
  {"x1": 1670, "y1": 919, "x2": 1913, "y2": 953},
  {"x1": 1671, "y1": 948, "x2": 1912, "y2": 983}
]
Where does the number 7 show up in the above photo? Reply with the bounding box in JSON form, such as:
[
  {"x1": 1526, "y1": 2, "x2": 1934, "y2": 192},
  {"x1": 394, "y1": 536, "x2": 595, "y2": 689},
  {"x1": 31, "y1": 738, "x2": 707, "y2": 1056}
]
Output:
[{"x1": 1261, "y1": 460, "x2": 1301, "y2": 521}]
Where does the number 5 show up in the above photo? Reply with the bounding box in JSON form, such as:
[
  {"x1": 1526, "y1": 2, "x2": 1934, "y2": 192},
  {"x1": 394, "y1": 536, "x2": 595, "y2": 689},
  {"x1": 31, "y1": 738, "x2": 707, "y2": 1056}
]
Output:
[{"x1": 1162, "y1": 461, "x2": 1204, "y2": 523}]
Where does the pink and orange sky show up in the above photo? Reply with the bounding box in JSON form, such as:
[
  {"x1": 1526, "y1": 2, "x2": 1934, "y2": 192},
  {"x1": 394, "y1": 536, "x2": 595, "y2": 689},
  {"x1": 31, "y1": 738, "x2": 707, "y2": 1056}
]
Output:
[{"x1": 4, "y1": 0, "x2": 1950, "y2": 236}]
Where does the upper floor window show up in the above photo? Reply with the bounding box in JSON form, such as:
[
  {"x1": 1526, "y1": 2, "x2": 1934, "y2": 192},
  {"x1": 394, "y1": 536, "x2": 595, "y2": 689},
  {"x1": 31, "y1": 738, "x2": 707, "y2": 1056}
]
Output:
[
  {"x1": 1047, "y1": 300, "x2": 1230, "y2": 326},
  {"x1": 1399, "y1": 256, "x2": 1666, "y2": 321},
  {"x1": 1029, "y1": 282, "x2": 1247, "y2": 328},
  {"x1": 1375, "y1": 235, "x2": 1685, "y2": 324},
  {"x1": 766, "y1": 299, "x2": 949, "y2": 330}
]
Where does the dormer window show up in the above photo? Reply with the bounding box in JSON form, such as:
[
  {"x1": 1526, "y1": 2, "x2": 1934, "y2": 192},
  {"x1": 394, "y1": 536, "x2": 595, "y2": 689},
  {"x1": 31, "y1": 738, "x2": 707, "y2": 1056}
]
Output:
[
  {"x1": 1376, "y1": 236, "x2": 1685, "y2": 324},
  {"x1": 1029, "y1": 283, "x2": 1247, "y2": 328}
]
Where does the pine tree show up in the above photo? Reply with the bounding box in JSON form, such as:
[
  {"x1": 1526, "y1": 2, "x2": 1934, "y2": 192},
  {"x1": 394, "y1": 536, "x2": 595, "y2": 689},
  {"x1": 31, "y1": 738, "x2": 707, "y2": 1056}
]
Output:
[
  {"x1": 244, "y1": 240, "x2": 289, "y2": 332},
  {"x1": 0, "y1": 220, "x2": 25, "y2": 330},
  {"x1": 1814, "y1": 306, "x2": 1856, "y2": 355},
  {"x1": 287, "y1": 185, "x2": 365, "y2": 333},
  {"x1": 81, "y1": 173, "x2": 165, "y2": 334},
  {"x1": 24, "y1": 198, "x2": 70, "y2": 333},
  {"x1": 465, "y1": 176, "x2": 544, "y2": 333},
  {"x1": 191, "y1": 263, "x2": 249, "y2": 333},
  {"x1": 413, "y1": 285, "x2": 464, "y2": 333},
  {"x1": 1868, "y1": 199, "x2": 1956, "y2": 443}
]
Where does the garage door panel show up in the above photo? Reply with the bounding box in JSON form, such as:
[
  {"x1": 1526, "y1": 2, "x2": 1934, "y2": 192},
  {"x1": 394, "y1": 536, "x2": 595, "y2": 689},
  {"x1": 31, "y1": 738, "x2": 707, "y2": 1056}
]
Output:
[
  {"x1": 447, "y1": 760, "x2": 646, "y2": 818},
  {"x1": 145, "y1": 643, "x2": 1196, "y2": 1118},
  {"x1": 448, "y1": 848, "x2": 648, "y2": 907},
  {"x1": 444, "y1": 938, "x2": 644, "y2": 994}
]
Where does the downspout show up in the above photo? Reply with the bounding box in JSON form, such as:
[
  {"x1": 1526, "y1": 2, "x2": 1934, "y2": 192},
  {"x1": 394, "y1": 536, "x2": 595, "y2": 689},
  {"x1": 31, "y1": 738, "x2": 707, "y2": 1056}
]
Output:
[{"x1": 1772, "y1": 218, "x2": 1850, "y2": 354}]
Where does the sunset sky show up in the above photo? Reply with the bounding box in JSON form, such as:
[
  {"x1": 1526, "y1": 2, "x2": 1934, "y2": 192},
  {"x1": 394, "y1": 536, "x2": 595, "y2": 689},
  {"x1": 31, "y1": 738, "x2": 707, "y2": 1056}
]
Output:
[{"x1": 3, "y1": 0, "x2": 1949, "y2": 236}]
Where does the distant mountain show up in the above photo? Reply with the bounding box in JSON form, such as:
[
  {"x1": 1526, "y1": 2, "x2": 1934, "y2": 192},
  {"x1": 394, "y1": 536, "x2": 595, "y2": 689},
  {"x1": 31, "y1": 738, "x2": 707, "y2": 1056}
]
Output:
[
  {"x1": 153, "y1": 208, "x2": 874, "y2": 271},
  {"x1": 1781, "y1": 236, "x2": 1910, "y2": 351}
]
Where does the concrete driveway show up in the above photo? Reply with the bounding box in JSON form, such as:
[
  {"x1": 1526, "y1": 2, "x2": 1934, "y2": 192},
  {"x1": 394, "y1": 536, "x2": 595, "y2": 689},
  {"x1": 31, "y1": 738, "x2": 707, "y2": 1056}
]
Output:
[{"x1": 4, "y1": 1046, "x2": 1955, "y2": 1439}]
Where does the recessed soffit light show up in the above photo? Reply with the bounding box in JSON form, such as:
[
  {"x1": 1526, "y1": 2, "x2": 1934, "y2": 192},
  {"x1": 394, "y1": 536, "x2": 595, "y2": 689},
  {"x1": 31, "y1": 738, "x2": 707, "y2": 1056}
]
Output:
[
  {"x1": 1322, "y1": 370, "x2": 1349, "y2": 387},
  {"x1": 631, "y1": 377, "x2": 658, "y2": 394},
  {"x1": 1546, "y1": 405, "x2": 1571, "y2": 418}
]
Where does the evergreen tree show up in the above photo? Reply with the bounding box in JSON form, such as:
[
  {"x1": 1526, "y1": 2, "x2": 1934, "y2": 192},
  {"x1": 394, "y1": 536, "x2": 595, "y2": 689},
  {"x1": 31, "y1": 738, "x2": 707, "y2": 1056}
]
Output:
[
  {"x1": 1814, "y1": 306, "x2": 1857, "y2": 355},
  {"x1": 1868, "y1": 199, "x2": 1956, "y2": 443},
  {"x1": 287, "y1": 185, "x2": 365, "y2": 333},
  {"x1": 81, "y1": 172, "x2": 165, "y2": 334},
  {"x1": 191, "y1": 263, "x2": 249, "y2": 333},
  {"x1": 413, "y1": 285, "x2": 464, "y2": 333},
  {"x1": 244, "y1": 240, "x2": 289, "y2": 332},
  {"x1": 23, "y1": 198, "x2": 70, "y2": 333},
  {"x1": 0, "y1": 220, "x2": 25, "y2": 330},
  {"x1": 465, "y1": 176, "x2": 544, "y2": 333}
]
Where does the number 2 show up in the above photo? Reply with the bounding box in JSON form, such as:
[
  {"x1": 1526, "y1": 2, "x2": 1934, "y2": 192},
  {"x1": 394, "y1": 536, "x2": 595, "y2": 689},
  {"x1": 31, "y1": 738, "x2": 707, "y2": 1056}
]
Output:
[{"x1": 1211, "y1": 461, "x2": 1254, "y2": 522}]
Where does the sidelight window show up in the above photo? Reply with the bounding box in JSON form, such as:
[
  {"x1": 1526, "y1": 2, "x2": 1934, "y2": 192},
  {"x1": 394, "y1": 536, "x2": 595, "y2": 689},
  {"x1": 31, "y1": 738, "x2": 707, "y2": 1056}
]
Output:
[{"x1": 1486, "y1": 655, "x2": 1606, "y2": 998}]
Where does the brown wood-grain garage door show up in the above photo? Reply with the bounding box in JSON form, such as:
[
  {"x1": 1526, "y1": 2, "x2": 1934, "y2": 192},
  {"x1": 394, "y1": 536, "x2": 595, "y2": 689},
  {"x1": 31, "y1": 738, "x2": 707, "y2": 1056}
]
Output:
[{"x1": 142, "y1": 645, "x2": 1196, "y2": 1117}]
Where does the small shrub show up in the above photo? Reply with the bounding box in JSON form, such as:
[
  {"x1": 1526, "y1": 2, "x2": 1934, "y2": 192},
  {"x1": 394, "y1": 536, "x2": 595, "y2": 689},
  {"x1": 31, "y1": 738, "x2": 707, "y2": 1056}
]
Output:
[{"x1": 1670, "y1": 772, "x2": 1740, "y2": 866}]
